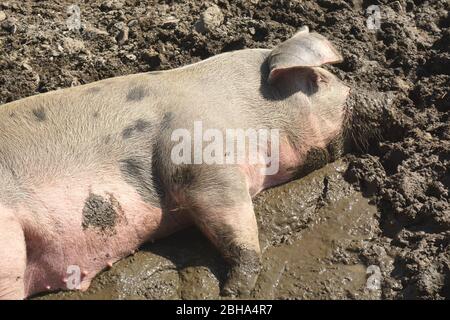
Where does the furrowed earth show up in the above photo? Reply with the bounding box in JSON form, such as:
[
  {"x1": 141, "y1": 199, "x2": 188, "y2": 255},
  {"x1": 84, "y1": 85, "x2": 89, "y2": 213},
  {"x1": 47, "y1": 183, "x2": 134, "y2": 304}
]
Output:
[{"x1": 0, "y1": 0, "x2": 448, "y2": 299}]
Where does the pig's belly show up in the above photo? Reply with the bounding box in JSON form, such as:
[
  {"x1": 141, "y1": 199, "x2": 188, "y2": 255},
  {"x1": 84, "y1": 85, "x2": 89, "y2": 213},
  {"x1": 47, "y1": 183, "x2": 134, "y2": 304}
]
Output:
[{"x1": 17, "y1": 173, "x2": 189, "y2": 297}]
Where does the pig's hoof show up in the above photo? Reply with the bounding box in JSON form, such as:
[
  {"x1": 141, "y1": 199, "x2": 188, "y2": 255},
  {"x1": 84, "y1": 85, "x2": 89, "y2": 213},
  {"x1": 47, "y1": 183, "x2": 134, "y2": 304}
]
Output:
[
  {"x1": 222, "y1": 274, "x2": 248, "y2": 297},
  {"x1": 221, "y1": 264, "x2": 261, "y2": 298},
  {"x1": 221, "y1": 248, "x2": 262, "y2": 298}
]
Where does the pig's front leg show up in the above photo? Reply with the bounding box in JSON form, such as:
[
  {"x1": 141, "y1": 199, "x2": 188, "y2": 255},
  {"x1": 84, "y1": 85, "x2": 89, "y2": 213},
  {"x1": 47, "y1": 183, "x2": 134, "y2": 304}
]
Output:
[{"x1": 181, "y1": 166, "x2": 262, "y2": 297}]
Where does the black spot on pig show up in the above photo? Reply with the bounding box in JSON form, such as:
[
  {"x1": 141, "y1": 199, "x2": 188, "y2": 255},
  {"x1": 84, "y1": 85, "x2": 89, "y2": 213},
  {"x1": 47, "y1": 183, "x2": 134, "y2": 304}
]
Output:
[
  {"x1": 146, "y1": 71, "x2": 164, "y2": 76},
  {"x1": 86, "y1": 86, "x2": 102, "y2": 94},
  {"x1": 8, "y1": 167, "x2": 18, "y2": 179},
  {"x1": 119, "y1": 157, "x2": 161, "y2": 207},
  {"x1": 120, "y1": 158, "x2": 143, "y2": 179},
  {"x1": 127, "y1": 85, "x2": 149, "y2": 102},
  {"x1": 122, "y1": 119, "x2": 152, "y2": 139},
  {"x1": 103, "y1": 134, "x2": 111, "y2": 145},
  {"x1": 82, "y1": 193, "x2": 123, "y2": 234},
  {"x1": 93, "y1": 111, "x2": 99, "y2": 118},
  {"x1": 160, "y1": 112, "x2": 174, "y2": 131},
  {"x1": 32, "y1": 107, "x2": 46, "y2": 122},
  {"x1": 171, "y1": 166, "x2": 196, "y2": 186},
  {"x1": 172, "y1": 165, "x2": 249, "y2": 207}
]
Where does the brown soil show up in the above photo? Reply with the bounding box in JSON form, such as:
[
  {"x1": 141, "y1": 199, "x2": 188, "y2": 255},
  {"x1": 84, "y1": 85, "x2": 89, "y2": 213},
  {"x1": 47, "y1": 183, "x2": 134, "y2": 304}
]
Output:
[{"x1": 1, "y1": 0, "x2": 448, "y2": 299}]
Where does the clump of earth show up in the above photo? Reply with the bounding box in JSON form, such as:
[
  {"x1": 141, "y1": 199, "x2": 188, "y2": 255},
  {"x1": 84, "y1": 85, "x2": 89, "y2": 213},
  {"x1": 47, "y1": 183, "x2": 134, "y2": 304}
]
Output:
[{"x1": 0, "y1": 0, "x2": 448, "y2": 299}]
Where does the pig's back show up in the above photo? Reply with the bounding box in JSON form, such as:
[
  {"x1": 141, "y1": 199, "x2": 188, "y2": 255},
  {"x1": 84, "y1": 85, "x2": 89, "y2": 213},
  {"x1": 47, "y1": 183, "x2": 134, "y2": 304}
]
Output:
[{"x1": 0, "y1": 48, "x2": 272, "y2": 204}]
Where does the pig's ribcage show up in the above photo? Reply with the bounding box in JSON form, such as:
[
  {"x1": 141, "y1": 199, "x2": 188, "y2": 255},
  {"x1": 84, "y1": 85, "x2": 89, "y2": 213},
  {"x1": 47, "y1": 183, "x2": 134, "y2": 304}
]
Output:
[{"x1": 17, "y1": 171, "x2": 187, "y2": 297}]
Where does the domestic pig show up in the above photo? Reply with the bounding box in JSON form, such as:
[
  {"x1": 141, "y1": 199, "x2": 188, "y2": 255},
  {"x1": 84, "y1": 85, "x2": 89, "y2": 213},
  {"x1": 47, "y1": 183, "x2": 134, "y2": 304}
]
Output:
[{"x1": 0, "y1": 27, "x2": 350, "y2": 299}]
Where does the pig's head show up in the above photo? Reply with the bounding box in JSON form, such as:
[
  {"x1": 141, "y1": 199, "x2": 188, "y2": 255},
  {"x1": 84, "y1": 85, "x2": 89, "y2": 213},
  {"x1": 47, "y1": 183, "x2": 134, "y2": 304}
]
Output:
[{"x1": 265, "y1": 27, "x2": 351, "y2": 172}]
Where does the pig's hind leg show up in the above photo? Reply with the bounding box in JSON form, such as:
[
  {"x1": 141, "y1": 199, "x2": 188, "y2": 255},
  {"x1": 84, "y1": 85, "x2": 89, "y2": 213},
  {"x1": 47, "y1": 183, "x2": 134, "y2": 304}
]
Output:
[
  {"x1": 0, "y1": 210, "x2": 26, "y2": 299},
  {"x1": 180, "y1": 167, "x2": 262, "y2": 297}
]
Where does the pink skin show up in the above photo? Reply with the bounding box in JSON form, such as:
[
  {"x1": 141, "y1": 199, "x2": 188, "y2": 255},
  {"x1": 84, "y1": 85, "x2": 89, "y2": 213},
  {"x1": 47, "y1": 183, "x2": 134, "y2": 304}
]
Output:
[
  {"x1": 18, "y1": 103, "x2": 343, "y2": 298},
  {"x1": 0, "y1": 136, "x2": 310, "y2": 298},
  {"x1": 0, "y1": 125, "x2": 342, "y2": 298},
  {"x1": 0, "y1": 207, "x2": 26, "y2": 299},
  {"x1": 0, "y1": 95, "x2": 347, "y2": 299},
  {"x1": 0, "y1": 29, "x2": 349, "y2": 299},
  {"x1": 246, "y1": 108, "x2": 346, "y2": 194},
  {"x1": 241, "y1": 140, "x2": 303, "y2": 196},
  {"x1": 13, "y1": 170, "x2": 189, "y2": 297}
]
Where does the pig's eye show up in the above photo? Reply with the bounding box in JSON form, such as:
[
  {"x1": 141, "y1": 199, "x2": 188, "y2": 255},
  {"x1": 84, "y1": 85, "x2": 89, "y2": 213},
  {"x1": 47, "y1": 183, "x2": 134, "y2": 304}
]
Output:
[
  {"x1": 317, "y1": 74, "x2": 330, "y2": 85},
  {"x1": 308, "y1": 70, "x2": 329, "y2": 93}
]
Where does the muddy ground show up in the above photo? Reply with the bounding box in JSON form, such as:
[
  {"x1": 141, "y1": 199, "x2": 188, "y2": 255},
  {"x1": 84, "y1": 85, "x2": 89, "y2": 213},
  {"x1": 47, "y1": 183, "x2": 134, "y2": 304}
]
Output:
[{"x1": 0, "y1": 0, "x2": 448, "y2": 299}]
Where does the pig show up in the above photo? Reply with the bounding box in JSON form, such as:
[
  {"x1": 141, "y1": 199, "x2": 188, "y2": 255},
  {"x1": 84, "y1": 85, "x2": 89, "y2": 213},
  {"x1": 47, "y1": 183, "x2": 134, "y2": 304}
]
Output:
[{"x1": 0, "y1": 26, "x2": 350, "y2": 299}]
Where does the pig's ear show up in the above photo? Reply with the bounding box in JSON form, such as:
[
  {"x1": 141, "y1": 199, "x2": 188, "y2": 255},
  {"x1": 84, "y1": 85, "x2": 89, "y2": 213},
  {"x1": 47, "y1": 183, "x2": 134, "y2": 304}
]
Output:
[{"x1": 267, "y1": 27, "x2": 343, "y2": 84}]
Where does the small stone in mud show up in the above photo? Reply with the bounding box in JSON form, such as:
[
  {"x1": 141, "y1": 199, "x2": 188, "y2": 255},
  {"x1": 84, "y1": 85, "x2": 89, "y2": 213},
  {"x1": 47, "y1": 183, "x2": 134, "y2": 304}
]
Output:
[
  {"x1": 1, "y1": 17, "x2": 17, "y2": 34},
  {"x1": 162, "y1": 16, "x2": 179, "y2": 28},
  {"x1": 125, "y1": 53, "x2": 136, "y2": 61},
  {"x1": 100, "y1": 0, "x2": 123, "y2": 12},
  {"x1": 21, "y1": 62, "x2": 33, "y2": 72},
  {"x1": 114, "y1": 22, "x2": 129, "y2": 45},
  {"x1": 82, "y1": 193, "x2": 120, "y2": 233},
  {"x1": 142, "y1": 50, "x2": 163, "y2": 68},
  {"x1": 0, "y1": 11, "x2": 6, "y2": 22},
  {"x1": 195, "y1": 5, "x2": 224, "y2": 34},
  {"x1": 116, "y1": 26, "x2": 129, "y2": 45},
  {"x1": 62, "y1": 37, "x2": 85, "y2": 54}
]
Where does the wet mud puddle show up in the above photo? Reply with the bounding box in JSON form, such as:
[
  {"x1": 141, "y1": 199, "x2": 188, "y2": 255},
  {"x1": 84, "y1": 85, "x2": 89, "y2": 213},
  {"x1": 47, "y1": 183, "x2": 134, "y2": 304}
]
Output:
[
  {"x1": 39, "y1": 160, "x2": 383, "y2": 300},
  {"x1": 256, "y1": 189, "x2": 378, "y2": 299}
]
